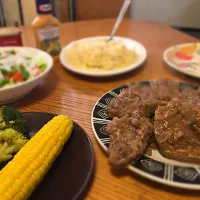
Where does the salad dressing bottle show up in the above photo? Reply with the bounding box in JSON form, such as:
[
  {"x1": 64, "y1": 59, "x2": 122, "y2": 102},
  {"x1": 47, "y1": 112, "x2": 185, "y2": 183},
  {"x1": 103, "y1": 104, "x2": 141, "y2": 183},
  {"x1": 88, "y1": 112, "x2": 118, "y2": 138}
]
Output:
[{"x1": 32, "y1": 0, "x2": 61, "y2": 60}]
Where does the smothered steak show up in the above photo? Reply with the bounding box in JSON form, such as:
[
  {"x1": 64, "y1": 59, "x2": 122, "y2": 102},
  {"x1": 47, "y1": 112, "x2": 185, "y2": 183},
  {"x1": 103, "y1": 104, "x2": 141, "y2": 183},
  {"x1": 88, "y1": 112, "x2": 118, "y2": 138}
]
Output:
[
  {"x1": 106, "y1": 109, "x2": 154, "y2": 167},
  {"x1": 106, "y1": 79, "x2": 200, "y2": 168},
  {"x1": 154, "y1": 98, "x2": 200, "y2": 164}
]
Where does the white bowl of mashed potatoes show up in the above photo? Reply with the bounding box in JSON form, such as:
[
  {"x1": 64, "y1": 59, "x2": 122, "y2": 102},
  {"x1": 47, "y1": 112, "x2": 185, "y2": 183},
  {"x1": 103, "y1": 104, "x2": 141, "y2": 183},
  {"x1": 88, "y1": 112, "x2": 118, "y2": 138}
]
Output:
[{"x1": 60, "y1": 36, "x2": 147, "y2": 77}]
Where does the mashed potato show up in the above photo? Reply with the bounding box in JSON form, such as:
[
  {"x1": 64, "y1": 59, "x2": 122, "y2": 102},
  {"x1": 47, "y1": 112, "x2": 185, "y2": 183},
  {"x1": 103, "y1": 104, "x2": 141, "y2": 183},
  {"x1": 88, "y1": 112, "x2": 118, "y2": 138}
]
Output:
[{"x1": 66, "y1": 39, "x2": 138, "y2": 71}]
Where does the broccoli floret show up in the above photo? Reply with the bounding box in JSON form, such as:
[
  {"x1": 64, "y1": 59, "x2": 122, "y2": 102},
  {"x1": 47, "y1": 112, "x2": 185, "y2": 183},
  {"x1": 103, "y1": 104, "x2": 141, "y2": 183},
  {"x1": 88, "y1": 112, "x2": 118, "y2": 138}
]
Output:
[
  {"x1": 0, "y1": 106, "x2": 29, "y2": 139},
  {"x1": 0, "y1": 109, "x2": 3, "y2": 123},
  {"x1": 0, "y1": 143, "x2": 14, "y2": 162},
  {"x1": 2, "y1": 106, "x2": 22, "y2": 123},
  {"x1": 0, "y1": 121, "x2": 6, "y2": 130},
  {"x1": 0, "y1": 109, "x2": 7, "y2": 130},
  {"x1": 0, "y1": 128, "x2": 28, "y2": 163}
]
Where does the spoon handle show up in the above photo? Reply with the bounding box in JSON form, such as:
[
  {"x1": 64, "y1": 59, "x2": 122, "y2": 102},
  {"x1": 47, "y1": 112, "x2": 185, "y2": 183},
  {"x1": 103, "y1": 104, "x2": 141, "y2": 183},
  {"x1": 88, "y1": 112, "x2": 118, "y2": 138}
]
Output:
[{"x1": 108, "y1": 0, "x2": 131, "y2": 41}]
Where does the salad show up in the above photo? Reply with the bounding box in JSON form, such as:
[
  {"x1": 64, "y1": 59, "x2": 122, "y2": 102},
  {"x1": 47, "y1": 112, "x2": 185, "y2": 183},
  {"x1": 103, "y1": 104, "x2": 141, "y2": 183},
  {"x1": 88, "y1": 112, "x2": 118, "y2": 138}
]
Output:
[{"x1": 0, "y1": 49, "x2": 48, "y2": 89}]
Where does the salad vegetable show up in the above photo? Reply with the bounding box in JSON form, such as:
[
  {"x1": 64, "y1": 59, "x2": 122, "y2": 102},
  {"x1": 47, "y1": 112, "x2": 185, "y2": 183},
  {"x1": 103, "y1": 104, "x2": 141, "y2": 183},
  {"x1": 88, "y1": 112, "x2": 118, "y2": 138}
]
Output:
[{"x1": 0, "y1": 48, "x2": 48, "y2": 89}]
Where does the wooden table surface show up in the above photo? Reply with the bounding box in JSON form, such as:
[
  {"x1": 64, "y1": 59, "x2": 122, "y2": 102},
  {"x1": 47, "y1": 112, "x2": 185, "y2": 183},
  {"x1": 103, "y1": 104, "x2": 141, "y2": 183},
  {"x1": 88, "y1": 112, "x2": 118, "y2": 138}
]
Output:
[{"x1": 12, "y1": 19, "x2": 200, "y2": 200}]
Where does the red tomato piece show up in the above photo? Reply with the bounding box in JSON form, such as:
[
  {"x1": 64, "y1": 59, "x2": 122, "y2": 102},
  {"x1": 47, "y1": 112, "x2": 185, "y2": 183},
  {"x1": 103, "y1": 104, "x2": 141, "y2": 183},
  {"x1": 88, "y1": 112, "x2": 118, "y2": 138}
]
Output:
[
  {"x1": 175, "y1": 52, "x2": 193, "y2": 61},
  {"x1": 11, "y1": 72, "x2": 23, "y2": 82}
]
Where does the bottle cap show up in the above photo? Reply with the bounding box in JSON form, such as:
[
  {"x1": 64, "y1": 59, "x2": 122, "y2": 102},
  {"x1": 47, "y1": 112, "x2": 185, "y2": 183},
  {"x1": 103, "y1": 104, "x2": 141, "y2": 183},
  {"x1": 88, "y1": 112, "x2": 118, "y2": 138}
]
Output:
[{"x1": 36, "y1": 0, "x2": 52, "y2": 14}]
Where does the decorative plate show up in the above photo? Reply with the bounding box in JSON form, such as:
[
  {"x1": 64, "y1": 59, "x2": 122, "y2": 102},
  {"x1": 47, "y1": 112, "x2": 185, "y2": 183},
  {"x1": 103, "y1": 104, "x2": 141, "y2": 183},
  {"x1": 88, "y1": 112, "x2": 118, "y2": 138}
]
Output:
[
  {"x1": 163, "y1": 43, "x2": 200, "y2": 78},
  {"x1": 60, "y1": 36, "x2": 147, "y2": 77},
  {"x1": 91, "y1": 80, "x2": 200, "y2": 190}
]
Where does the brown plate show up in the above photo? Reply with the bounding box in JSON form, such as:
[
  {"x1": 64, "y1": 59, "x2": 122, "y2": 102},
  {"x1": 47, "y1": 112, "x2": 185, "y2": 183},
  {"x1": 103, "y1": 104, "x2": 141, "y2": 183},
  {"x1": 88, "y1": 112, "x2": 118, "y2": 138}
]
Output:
[{"x1": 19, "y1": 112, "x2": 95, "y2": 200}]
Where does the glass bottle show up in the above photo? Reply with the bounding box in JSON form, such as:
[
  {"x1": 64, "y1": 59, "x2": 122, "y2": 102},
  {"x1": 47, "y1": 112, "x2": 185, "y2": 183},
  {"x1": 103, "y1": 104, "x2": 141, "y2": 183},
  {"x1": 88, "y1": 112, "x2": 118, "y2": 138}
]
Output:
[{"x1": 32, "y1": 0, "x2": 61, "y2": 60}]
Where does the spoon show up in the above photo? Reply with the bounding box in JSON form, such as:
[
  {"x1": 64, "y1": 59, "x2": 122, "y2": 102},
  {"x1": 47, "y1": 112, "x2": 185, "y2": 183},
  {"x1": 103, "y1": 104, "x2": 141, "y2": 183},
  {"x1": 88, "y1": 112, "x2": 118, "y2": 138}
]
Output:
[{"x1": 106, "y1": 0, "x2": 131, "y2": 43}]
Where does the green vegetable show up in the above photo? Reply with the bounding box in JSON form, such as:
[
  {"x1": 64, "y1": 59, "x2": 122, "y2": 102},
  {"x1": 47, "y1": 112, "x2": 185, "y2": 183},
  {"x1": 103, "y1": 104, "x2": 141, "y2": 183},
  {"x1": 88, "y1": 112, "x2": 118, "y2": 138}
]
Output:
[
  {"x1": 0, "y1": 79, "x2": 9, "y2": 88},
  {"x1": 6, "y1": 50, "x2": 16, "y2": 55},
  {"x1": 20, "y1": 65, "x2": 30, "y2": 80},
  {"x1": 0, "y1": 129, "x2": 28, "y2": 163},
  {"x1": 0, "y1": 106, "x2": 29, "y2": 139},
  {"x1": 0, "y1": 69, "x2": 9, "y2": 76},
  {"x1": 22, "y1": 70, "x2": 29, "y2": 81},
  {"x1": 24, "y1": 56, "x2": 32, "y2": 60},
  {"x1": 10, "y1": 66, "x2": 18, "y2": 74},
  {"x1": 0, "y1": 106, "x2": 29, "y2": 163},
  {"x1": 0, "y1": 67, "x2": 17, "y2": 77},
  {"x1": 38, "y1": 63, "x2": 47, "y2": 71}
]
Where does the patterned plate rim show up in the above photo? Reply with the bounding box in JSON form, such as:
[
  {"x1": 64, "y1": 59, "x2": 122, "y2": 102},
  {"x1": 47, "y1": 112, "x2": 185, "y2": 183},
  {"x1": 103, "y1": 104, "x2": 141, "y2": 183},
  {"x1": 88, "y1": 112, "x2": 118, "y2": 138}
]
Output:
[
  {"x1": 91, "y1": 80, "x2": 200, "y2": 190},
  {"x1": 163, "y1": 42, "x2": 200, "y2": 79}
]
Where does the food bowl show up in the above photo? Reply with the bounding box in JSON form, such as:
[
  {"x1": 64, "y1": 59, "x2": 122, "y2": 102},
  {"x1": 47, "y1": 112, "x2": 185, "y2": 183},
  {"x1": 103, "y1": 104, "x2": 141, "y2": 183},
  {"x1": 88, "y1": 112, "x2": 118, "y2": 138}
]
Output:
[
  {"x1": 60, "y1": 36, "x2": 147, "y2": 77},
  {"x1": 0, "y1": 47, "x2": 53, "y2": 104}
]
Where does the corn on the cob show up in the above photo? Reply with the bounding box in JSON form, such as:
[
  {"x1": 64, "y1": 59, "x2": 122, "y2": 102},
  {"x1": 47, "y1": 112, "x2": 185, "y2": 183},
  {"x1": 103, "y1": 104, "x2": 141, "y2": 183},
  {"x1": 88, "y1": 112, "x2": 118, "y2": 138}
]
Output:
[{"x1": 0, "y1": 115, "x2": 73, "y2": 200}]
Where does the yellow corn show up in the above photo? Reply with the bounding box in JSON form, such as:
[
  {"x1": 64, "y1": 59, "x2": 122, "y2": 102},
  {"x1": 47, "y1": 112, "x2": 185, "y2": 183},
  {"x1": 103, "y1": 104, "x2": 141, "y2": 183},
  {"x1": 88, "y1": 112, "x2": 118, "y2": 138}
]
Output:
[{"x1": 0, "y1": 115, "x2": 73, "y2": 200}]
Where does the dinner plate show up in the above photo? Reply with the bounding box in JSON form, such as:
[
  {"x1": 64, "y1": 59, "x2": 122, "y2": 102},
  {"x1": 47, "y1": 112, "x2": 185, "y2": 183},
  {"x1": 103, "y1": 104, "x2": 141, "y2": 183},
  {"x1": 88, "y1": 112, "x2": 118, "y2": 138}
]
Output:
[
  {"x1": 6, "y1": 112, "x2": 95, "y2": 200},
  {"x1": 60, "y1": 36, "x2": 147, "y2": 77},
  {"x1": 163, "y1": 43, "x2": 200, "y2": 78},
  {"x1": 91, "y1": 80, "x2": 200, "y2": 190}
]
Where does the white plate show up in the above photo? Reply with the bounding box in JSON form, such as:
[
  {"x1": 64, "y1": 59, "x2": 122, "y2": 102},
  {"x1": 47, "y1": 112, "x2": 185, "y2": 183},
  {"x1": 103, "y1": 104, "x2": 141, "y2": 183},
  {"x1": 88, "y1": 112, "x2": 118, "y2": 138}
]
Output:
[
  {"x1": 163, "y1": 43, "x2": 200, "y2": 78},
  {"x1": 91, "y1": 80, "x2": 200, "y2": 190},
  {"x1": 60, "y1": 36, "x2": 147, "y2": 77}
]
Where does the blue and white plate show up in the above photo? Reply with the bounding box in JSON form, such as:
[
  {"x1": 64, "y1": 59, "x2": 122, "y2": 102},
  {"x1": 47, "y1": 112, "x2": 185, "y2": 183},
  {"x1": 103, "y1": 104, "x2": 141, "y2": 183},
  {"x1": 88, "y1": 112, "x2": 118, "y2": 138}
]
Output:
[{"x1": 91, "y1": 80, "x2": 200, "y2": 190}]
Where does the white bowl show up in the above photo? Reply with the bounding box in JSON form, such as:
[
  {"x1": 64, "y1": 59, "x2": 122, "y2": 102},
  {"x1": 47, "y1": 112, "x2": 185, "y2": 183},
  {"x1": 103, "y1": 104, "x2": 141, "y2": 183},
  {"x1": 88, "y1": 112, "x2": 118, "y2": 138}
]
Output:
[
  {"x1": 0, "y1": 47, "x2": 53, "y2": 104},
  {"x1": 60, "y1": 36, "x2": 147, "y2": 77}
]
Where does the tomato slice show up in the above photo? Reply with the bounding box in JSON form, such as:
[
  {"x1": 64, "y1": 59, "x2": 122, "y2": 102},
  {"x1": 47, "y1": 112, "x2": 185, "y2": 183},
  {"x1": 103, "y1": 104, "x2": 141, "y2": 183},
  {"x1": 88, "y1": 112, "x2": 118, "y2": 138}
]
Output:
[
  {"x1": 11, "y1": 72, "x2": 23, "y2": 82},
  {"x1": 175, "y1": 51, "x2": 193, "y2": 61}
]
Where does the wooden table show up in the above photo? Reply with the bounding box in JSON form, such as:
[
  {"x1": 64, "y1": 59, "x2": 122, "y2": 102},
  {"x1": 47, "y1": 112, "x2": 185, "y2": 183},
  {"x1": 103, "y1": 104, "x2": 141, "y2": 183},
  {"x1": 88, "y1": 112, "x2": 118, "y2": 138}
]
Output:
[{"x1": 12, "y1": 19, "x2": 200, "y2": 200}]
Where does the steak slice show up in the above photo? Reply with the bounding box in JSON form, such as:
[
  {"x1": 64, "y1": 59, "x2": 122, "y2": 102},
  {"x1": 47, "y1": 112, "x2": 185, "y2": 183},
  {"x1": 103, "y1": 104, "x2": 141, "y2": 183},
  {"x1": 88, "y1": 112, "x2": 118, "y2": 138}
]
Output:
[
  {"x1": 108, "y1": 84, "x2": 159, "y2": 118},
  {"x1": 128, "y1": 84, "x2": 160, "y2": 115},
  {"x1": 106, "y1": 109, "x2": 154, "y2": 167},
  {"x1": 154, "y1": 98, "x2": 200, "y2": 164},
  {"x1": 179, "y1": 88, "x2": 200, "y2": 106},
  {"x1": 107, "y1": 91, "x2": 144, "y2": 118},
  {"x1": 108, "y1": 79, "x2": 180, "y2": 118},
  {"x1": 151, "y1": 79, "x2": 180, "y2": 102}
]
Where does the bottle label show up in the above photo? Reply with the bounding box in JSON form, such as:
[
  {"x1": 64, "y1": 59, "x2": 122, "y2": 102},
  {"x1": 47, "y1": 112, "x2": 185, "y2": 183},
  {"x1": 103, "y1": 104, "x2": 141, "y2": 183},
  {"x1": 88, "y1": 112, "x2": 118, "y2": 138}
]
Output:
[
  {"x1": 37, "y1": 25, "x2": 61, "y2": 56},
  {"x1": 36, "y1": 0, "x2": 52, "y2": 14}
]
